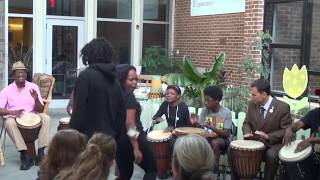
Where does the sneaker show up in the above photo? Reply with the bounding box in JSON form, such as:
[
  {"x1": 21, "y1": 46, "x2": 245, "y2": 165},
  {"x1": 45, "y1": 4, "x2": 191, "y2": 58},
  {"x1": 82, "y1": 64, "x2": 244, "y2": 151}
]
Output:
[{"x1": 20, "y1": 154, "x2": 34, "y2": 170}]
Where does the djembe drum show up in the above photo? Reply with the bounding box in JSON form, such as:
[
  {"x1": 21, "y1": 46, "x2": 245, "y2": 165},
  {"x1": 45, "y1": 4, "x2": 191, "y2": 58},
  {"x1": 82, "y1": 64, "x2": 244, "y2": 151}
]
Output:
[
  {"x1": 16, "y1": 113, "x2": 42, "y2": 158},
  {"x1": 228, "y1": 140, "x2": 265, "y2": 180},
  {"x1": 173, "y1": 127, "x2": 206, "y2": 137},
  {"x1": 147, "y1": 130, "x2": 172, "y2": 179},
  {"x1": 279, "y1": 140, "x2": 317, "y2": 180},
  {"x1": 58, "y1": 117, "x2": 70, "y2": 131}
]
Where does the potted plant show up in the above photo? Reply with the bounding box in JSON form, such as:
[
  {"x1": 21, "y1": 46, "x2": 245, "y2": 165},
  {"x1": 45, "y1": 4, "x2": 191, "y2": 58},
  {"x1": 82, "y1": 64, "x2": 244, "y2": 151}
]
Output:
[{"x1": 164, "y1": 52, "x2": 226, "y2": 115}]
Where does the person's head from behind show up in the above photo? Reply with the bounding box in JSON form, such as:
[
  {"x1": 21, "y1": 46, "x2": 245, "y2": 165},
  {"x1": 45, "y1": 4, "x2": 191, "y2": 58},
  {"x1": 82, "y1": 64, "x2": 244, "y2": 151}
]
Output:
[
  {"x1": 40, "y1": 129, "x2": 87, "y2": 180},
  {"x1": 57, "y1": 133, "x2": 116, "y2": 180},
  {"x1": 172, "y1": 134, "x2": 215, "y2": 180},
  {"x1": 115, "y1": 64, "x2": 137, "y2": 91},
  {"x1": 250, "y1": 78, "x2": 270, "y2": 105},
  {"x1": 165, "y1": 85, "x2": 181, "y2": 104},
  {"x1": 81, "y1": 37, "x2": 113, "y2": 66},
  {"x1": 204, "y1": 86, "x2": 223, "y2": 111}
]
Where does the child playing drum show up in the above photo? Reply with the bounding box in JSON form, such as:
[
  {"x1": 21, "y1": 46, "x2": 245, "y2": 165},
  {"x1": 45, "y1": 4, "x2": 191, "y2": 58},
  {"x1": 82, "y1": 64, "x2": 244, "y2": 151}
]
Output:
[
  {"x1": 197, "y1": 86, "x2": 232, "y2": 169},
  {"x1": 152, "y1": 85, "x2": 191, "y2": 132}
]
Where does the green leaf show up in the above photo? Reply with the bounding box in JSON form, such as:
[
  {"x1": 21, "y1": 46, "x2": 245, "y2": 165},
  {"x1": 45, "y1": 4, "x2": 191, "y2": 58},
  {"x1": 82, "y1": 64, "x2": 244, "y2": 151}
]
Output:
[
  {"x1": 164, "y1": 73, "x2": 192, "y2": 86},
  {"x1": 205, "y1": 52, "x2": 225, "y2": 78},
  {"x1": 183, "y1": 56, "x2": 206, "y2": 83}
]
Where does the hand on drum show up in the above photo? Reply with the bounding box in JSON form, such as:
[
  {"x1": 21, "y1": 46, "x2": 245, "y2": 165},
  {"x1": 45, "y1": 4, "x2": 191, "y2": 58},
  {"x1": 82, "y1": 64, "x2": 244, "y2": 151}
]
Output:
[
  {"x1": 295, "y1": 138, "x2": 312, "y2": 153},
  {"x1": 10, "y1": 109, "x2": 24, "y2": 117},
  {"x1": 164, "y1": 126, "x2": 174, "y2": 133},
  {"x1": 203, "y1": 131, "x2": 218, "y2": 138},
  {"x1": 29, "y1": 89, "x2": 39, "y2": 100},
  {"x1": 283, "y1": 128, "x2": 294, "y2": 145},
  {"x1": 254, "y1": 130, "x2": 269, "y2": 140},
  {"x1": 244, "y1": 133, "x2": 253, "y2": 139},
  {"x1": 133, "y1": 149, "x2": 143, "y2": 164}
]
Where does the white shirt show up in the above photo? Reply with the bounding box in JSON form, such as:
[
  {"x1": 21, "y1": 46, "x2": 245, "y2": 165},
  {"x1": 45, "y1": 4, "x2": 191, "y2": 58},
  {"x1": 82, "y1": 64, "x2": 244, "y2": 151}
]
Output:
[{"x1": 261, "y1": 96, "x2": 273, "y2": 119}]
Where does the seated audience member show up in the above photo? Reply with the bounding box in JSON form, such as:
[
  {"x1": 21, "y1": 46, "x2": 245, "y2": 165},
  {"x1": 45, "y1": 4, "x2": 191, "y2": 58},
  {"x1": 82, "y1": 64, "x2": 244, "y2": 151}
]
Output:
[
  {"x1": 56, "y1": 133, "x2": 116, "y2": 180},
  {"x1": 172, "y1": 134, "x2": 215, "y2": 180},
  {"x1": 153, "y1": 85, "x2": 191, "y2": 131},
  {"x1": 198, "y1": 86, "x2": 232, "y2": 165},
  {"x1": 0, "y1": 61, "x2": 50, "y2": 170},
  {"x1": 37, "y1": 129, "x2": 87, "y2": 180},
  {"x1": 283, "y1": 88, "x2": 320, "y2": 179},
  {"x1": 242, "y1": 79, "x2": 292, "y2": 180}
]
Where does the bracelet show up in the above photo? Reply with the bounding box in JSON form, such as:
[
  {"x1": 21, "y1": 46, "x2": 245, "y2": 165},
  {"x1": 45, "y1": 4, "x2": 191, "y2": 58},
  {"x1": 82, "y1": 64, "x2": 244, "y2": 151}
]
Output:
[{"x1": 127, "y1": 128, "x2": 140, "y2": 139}]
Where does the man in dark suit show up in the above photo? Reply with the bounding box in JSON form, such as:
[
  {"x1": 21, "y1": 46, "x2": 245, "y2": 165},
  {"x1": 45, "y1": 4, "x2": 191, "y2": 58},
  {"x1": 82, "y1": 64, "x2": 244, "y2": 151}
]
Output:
[{"x1": 242, "y1": 79, "x2": 292, "y2": 180}]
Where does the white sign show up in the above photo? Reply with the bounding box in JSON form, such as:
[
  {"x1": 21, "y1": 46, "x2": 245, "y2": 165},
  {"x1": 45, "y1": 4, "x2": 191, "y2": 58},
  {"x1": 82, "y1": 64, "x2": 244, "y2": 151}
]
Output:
[{"x1": 191, "y1": 0, "x2": 245, "y2": 16}]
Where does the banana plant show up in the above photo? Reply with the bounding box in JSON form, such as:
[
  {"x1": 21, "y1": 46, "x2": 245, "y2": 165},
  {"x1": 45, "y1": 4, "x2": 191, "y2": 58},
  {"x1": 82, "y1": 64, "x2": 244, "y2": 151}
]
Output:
[{"x1": 164, "y1": 52, "x2": 225, "y2": 114}]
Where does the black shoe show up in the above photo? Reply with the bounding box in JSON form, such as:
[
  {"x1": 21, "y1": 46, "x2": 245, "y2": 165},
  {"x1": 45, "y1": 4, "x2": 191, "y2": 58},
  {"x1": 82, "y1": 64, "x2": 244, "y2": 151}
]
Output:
[
  {"x1": 35, "y1": 153, "x2": 44, "y2": 166},
  {"x1": 20, "y1": 154, "x2": 34, "y2": 170}
]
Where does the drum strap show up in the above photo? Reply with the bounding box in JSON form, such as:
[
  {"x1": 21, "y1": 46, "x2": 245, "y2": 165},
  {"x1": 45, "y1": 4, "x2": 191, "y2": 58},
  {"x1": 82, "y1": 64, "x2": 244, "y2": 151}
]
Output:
[{"x1": 167, "y1": 104, "x2": 179, "y2": 127}]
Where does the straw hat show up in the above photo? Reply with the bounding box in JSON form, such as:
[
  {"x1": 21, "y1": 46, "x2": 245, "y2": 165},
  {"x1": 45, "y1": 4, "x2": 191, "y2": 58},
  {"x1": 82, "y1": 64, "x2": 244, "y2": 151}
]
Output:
[{"x1": 12, "y1": 61, "x2": 27, "y2": 72}]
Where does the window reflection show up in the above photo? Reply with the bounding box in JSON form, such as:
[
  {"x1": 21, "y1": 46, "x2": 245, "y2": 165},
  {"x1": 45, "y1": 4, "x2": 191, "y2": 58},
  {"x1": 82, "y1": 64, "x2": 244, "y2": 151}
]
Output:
[
  {"x1": 8, "y1": 17, "x2": 33, "y2": 83},
  {"x1": 97, "y1": 21, "x2": 131, "y2": 64},
  {"x1": 97, "y1": 0, "x2": 132, "y2": 19},
  {"x1": 143, "y1": 0, "x2": 169, "y2": 21},
  {"x1": 143, "y1": 24, "x2": 168, "y2": 53},
  {"x1": 47, "y1": 0, "x2": 85, "y2": 17},
  {"x1": 9, "y1": 0, "x2": 33, "y2": 14}
]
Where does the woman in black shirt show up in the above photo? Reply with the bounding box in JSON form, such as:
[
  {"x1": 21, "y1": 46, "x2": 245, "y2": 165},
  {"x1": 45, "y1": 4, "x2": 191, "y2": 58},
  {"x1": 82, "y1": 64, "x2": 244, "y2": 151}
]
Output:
[
  {"x1": 153, "y1": 85, "x2": 191, "y2": 131},
  {"x1": 115, "y1": 64, "x2": 157, "y2": 180}
]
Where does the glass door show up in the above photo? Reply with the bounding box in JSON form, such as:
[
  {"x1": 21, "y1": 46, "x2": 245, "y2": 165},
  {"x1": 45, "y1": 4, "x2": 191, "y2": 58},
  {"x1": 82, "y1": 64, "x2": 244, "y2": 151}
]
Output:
[{"x1": 46, "y1": 19, "x2": 84, "y2": 104}]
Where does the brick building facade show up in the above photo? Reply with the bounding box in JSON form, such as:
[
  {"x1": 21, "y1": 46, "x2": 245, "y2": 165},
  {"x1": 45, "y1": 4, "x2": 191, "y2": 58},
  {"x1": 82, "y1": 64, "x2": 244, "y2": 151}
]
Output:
[{"x1": 174, "y1": 0, "x2": 264, "y2": 85}]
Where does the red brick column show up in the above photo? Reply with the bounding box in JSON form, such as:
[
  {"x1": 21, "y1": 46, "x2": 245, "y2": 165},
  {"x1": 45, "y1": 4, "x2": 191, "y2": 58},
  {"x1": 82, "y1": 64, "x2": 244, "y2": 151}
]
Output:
[{"x1": 243, "y1": 0, "x2": 265, "y2": 82}]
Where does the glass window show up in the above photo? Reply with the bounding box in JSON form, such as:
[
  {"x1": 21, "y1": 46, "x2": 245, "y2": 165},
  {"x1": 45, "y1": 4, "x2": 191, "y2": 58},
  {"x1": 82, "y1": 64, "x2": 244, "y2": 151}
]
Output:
[
  {"x1": 8, "y1": 17, "x2": 33, "y2": 83},
  {"x1": 97, "y1": 21, "x2": 131, "y2": 64},
  {"x1": 47, "y1": 0, "x2": 85, "y2": 17},
  {"x1": 310, "y1": 0, "x2": 320, "y2": 72},
  {"x1": 143, "y1": 0, "x2": 169, "y2": 21},
  {"x1": 308, "y1": 75, "x2": 320, "y2": 97},
  {"x1": 273, "y1": 1, "x2": 303, "y2": 45},
  {"x1": 9, "y1": 0, "x2": 33, "y2": 14},
  {"x1": 97, "y1": 0, "x2": 132, "y2": 19},
  {"x1": 271, "y1": 48, "x2": 300, "y2": 92},
  {"x1": 51, "y1": 26, "x2": 78, "y2": 99},
  {"x1": 143, "y1": 24, "x2": 168, "y2": 53}
]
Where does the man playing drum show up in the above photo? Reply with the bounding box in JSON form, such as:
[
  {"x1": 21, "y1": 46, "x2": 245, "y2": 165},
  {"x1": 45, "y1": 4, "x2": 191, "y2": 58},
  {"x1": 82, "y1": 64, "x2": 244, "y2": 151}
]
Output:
[
  {"x1": 198, "y1": 86, "x2": 232, "y2": 168},
  {"x1": 0, "y1": 61, "x2": 50, "y2": 170},
  {"x1": 242, "y1": 79, "x2": 292, "y2": 180},
  {"x1": 283, "y1": 88, "x2": 320, "y2": 179}
]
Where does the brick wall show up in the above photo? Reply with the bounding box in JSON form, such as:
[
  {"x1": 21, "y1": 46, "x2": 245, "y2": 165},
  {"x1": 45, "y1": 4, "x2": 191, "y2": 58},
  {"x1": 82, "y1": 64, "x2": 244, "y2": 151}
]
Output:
[
  {"x1": 0, "y1": 0, "x2": 5, "y2": 89},
  {"x1": 174, "y1": 0, "x2": 264, "y2": 85}
]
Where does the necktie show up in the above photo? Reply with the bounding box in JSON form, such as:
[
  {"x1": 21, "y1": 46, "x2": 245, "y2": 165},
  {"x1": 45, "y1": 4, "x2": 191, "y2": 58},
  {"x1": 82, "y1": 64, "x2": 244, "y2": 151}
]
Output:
[{"x1": 260, "y1": 107, "x2": 265, "y2": 119}]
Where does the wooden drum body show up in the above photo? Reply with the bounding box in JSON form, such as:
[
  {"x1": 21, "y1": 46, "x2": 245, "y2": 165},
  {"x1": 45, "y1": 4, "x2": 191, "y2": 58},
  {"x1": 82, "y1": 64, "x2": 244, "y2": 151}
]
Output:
[
  {"x1": 147, "y1": 130, "x2": 172, "y2": 179},
  {"x1": 173, "y1": 127, "x2": 206, "y2": 137},
  {"x1": 228, "y1": 140, "x2": 265, "y2": 179},
  {"x1": 16, "y1": 113, "x2": 42, "y2": 158},
  {"x1": 58, "y1": 117, "x2": 70, "y2": 131},
  {"x1": 279, "y1": 140, "x2": 317, "y2": 180}
]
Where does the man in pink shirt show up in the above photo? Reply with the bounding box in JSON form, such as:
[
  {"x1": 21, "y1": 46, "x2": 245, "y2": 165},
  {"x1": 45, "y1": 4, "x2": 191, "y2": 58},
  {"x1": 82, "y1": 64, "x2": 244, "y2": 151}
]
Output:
[{"x1": 0, "y1": 61, "x2": 50, "y2": 170}]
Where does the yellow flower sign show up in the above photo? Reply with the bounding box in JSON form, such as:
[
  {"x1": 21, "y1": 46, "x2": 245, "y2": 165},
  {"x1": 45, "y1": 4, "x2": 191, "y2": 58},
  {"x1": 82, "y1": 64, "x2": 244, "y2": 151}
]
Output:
[{"x1": 283, "y1": 64, "x2": 308, "y2": 99}]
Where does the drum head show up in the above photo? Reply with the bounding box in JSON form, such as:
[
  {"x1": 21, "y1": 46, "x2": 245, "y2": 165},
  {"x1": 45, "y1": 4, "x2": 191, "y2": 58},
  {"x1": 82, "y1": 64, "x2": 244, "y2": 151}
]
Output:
[
  {"x1": 147, "y1": 130, "x2": 172, "y2": 142},
  {"x1": 174, "y1": 127, "x2": 206, "y2": 135},
  {"x1": 59, "y1": 117, "x2": 70, "y2": 124},
  {"x1": 279, "y1": 140, "x2": 312, "y2": 162},
  {"x1": 16, "y1": 113, "x2": 41, "y2": 129},
  {"x1": 230, "y1": 140, "x2": 265, "y2": 150}
]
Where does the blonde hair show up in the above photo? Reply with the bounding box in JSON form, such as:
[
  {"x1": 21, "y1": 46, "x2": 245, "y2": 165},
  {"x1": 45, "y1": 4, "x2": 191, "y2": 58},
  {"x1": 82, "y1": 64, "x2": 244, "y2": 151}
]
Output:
[
  {"x1": 172, "y1": 134, "x2": 215, "y2": 180},
  {"x1": 57, "y1": 133, "x2": 116, "y2": 180}
]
